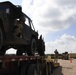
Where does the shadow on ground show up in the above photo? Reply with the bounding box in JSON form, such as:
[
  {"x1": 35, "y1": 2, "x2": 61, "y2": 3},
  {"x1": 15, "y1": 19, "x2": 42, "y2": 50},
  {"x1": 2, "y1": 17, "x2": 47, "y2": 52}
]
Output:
[{"x1": 51, "y1": 66, "x2": 63, "y2": 75}]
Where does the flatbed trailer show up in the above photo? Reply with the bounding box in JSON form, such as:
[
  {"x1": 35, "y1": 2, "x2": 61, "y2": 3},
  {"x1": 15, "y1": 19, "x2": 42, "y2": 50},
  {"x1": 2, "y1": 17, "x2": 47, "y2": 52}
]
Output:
[{"x1": 0, "y1": 55, "x2": 59, "y2": 75}]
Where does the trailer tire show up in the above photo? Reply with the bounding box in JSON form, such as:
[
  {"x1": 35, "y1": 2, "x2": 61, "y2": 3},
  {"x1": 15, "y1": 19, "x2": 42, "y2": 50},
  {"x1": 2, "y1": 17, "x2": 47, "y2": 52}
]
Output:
[
  {"x1": 20, "y1": 64, "x2": 29, "y2": 75},
  {"x1": 37, "y1": 64, "x2": 45, "y2": 75},
  {"x1": 0, "y1": 28, "x2": 3, "y2": 50},
  {"x1": 48, "y1": 63, "x2": 52, "y2": 75},
  {"x1": 27, "y1": 38, "x2": 36, "y2": 56},
  {"x1": 27, "y1": 64, "x2": 38, "y2": 75},
  {"x1": 48, "y1": 63, "x2": 54, "y2": 75}
]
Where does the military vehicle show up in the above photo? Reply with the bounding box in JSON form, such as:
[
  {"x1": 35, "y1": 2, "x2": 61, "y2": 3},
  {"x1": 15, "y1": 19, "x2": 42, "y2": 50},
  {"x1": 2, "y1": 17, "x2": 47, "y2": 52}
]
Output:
[
  {"x1": 0, "y1": 1, "x2": 45, "y2": 56},
  {"x1": 62, "y1": 52, "x2": 69, "y2": 60}
]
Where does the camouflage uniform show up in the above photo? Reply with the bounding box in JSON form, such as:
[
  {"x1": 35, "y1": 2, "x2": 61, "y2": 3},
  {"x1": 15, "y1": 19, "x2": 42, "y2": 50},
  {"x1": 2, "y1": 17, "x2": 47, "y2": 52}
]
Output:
[
  {"x1": 54, "y1": 49, "x2": 59, "y2": 63},
  {"x1": 14, "y1": 17, "x2": 25, "y2": 38}
]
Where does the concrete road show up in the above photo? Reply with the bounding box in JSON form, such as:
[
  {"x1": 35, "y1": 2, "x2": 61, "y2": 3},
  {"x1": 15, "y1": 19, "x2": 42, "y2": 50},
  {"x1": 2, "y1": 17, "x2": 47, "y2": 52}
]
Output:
[{"x1": 51, "y1": 59, "x2": 76, "y2": 75}]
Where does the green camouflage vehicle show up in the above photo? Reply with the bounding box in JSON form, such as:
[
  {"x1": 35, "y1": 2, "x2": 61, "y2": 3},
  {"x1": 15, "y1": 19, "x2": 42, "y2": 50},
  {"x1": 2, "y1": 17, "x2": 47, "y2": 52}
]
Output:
[{"x1": 0, "y1": 1, "x2": 41, "y2": 55}]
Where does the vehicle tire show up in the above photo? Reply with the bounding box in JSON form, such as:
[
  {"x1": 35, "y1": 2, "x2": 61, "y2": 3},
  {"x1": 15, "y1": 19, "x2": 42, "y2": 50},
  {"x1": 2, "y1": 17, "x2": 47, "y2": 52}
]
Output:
[
  {"x1": 48, "y1": 63, "x2": 54, "y2": 75},
  {"x1": 38, "y1": 44, "x2": 45, "y2": 56},
  {"x1": 16, "y1": 50, "x2": 23, "y2": 56},
  {"x1": 37, "y1": 40, "x2": 45, "y2": 56},
  {"x1": 27, "y1": 38, "x2": 36, "y2": 56},
  {"x1": 0, "y1": 28, "x2": 3, "y2": 50},
  {"x1": 0, "y1": 46, "x2": 6, "y2": 55},
  {"x1": 27, "y1": 64, "x2": 38, "y2": 75},
  {"x1": 37, "y1": 64, "x2": 44, "y2": 75},
  {"x1": 48, "y1": 63, "x2": 52, "y2": 75},
  {"x1": 0, "y1": 28, "x2": 5, "y2": 55},
  {"x1": 20, "y1": 64, "x2": 29, "y2": 75},
  {"x1": 38, "y1": 49, "x2": 45, "y2": 56}
]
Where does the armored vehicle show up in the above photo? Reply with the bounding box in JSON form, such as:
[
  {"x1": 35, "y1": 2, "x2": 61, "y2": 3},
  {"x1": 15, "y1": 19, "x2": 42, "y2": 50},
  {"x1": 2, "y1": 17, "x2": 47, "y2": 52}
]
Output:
[
  {"x1": 0, "y1": 1, "x2": 39, "y2": 55},
  {"x1": 62, "y1": 52, "x2": 69, "y2": 60}
]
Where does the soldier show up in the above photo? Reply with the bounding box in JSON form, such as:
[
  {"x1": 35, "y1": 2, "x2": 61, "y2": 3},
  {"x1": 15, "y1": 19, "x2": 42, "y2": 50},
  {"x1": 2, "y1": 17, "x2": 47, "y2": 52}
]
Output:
[
  {"x1": 54, "y1": 49, "x2": 59, "y2": 63},
  {"x1": 14, "y1": 16, "x2": 25, "y2": 38}
]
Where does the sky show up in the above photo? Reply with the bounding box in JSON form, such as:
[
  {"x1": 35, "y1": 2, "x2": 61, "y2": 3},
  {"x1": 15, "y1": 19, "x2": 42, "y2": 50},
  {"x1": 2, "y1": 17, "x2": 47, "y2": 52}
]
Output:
[{"x1": 0, "y1": 0, "x2": 76, "y2": 54}]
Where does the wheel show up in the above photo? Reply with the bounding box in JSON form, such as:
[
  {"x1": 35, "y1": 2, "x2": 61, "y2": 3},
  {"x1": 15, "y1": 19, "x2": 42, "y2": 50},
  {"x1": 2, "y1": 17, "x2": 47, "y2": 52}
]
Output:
[
  {"x1": 37, "y1": 39, "x2": 45, "y2": 56},
  {"x1": 0, "y1": 28, "x2": 5, "y2": 55},
  {"x1": 38, "y1": 45, "x2": 45, "y2": 56},
  {"x1": 27, "y1": 38, "x2": 36, "y2": 56},
  {"x1": 0, "y1": 46, "x2": 6, "y2": 55},
  {"x1": 48, "y1": 63, "x2": 54, "y2": 75},
  {"x1": 38, "y1": 49, "x2": 45, "y2": 56},
  {"x1": 48, "y1": 63, "x2": 52, "y2": 75},
  {"x1": 0, "y1": 28, "x2": 3, "y2": 50},
  {"x1": 20, "y1": 64, "x2": 29, "y2": 75},
  {"x1": 16, "y1": 50, "x2": 23, "y2": 56},
  {"x1": 27, "y1": 64, "x2": 38, "y2": 75},
  {"x1": 37, "y1": 64, "x2": 44, "y2": 75}
]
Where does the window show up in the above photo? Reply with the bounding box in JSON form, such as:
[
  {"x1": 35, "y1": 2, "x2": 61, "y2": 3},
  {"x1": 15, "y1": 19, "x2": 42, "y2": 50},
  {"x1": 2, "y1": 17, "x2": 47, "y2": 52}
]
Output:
[
  {"x1": 25, "y1": 17, "x2": 30, "y2": 26},
  {"x1": 30, "y1": 21, "x2": 35, "y2": 30}
]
